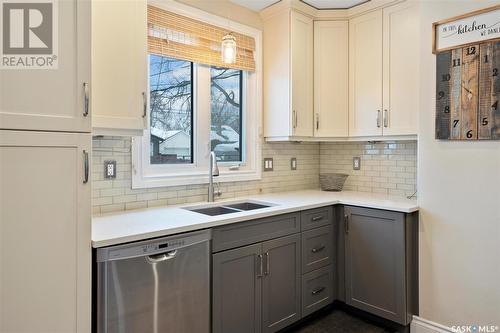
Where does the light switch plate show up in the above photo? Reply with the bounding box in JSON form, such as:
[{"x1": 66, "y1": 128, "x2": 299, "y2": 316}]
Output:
[
  {"x1": 264, "y1": 158, "x2": 273, "y2": 171},
  {"x1": 291, "y1": 157, "x2": 297, "y2": 170},
  {"x1": 353, "y1": 157, "x2": 361, "y2": 170},
  {"x1": 104, "y1": 160, "x2": 117, "y2": 179}
]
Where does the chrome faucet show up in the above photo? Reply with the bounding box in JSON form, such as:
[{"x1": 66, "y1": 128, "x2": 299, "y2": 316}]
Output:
[{"x1": 208, "y1": 152, "x2": 221, "y2": 202}]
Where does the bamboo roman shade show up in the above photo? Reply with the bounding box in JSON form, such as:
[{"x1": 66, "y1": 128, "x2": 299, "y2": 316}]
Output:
[{"x1": 147, "y1": 5, "x2": 256, "y2": 72}]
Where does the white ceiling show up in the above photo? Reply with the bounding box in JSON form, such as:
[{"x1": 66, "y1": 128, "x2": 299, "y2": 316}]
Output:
[
  {"x1": 229, "y1": 0, "x2": 369, "y2": 11},
  {"x1": 301, "y1": 0, "x2": 369, "y2": 9},
  {"x1": 229, "y1": 0, "x2": 281, "y2": 12}
]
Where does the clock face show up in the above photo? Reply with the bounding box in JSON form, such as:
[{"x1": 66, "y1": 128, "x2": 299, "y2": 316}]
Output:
[{"x1": 435, "y1": 40, "x2": 500, "y2": 140}]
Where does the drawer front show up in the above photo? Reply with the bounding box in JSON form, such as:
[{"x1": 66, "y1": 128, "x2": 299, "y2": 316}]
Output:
[
  {"x1": 212, "y1": 213, "x2": 300, "y2": 252},
  {"x1": 300, "y1": 207, "x2": 333, "y2": 230},
  {"x1": 302, "y1": 266, "x2": 333, "y2": 317},
  {"x1": 301, "y1": 225, "x2": 333, "y2": 273}
]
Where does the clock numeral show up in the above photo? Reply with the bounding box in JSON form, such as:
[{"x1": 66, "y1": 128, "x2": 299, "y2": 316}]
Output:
[
  {"x1": 466, "y1": 46, "x2": 476, "y2": 55},
  {"x1": 444, "y1": 105, "x2": 450, "y2": 113},
  {"x1": 493, "y1": 101, "x2": 498, "y2": 111},
  {"x1": 466, "y1": 130, "x2": 473, "y2": 139},
  {"x1": 437, "y1": 91, "x2": 445, "y2": 99},
  {"x1": 484, "y1": 54, "x2": 489, "y2": 63},
  {"x1": 493, "y1": 68, "x2": 498, "y2": 77},
  {"x1": 453, "y1": 120, "x2": 459, "y2": 128},
  {"x1": 453, "y1": 58, "x2": 461, "y2": 67},
  {"x1": 482, "y1": 117, "x2": 489, "y2": 126}
]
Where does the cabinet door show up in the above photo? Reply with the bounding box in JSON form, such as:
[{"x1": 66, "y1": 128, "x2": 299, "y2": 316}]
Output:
[
  {"x1": 349, "y1": 10, "x2": 383, "y2": 137},
  {"x1": 344, "y1": 206, "x2": 406, "y2": 324},
  {"x1": 262, "y1": 234, "x2": 301, "y2": 332},
  {"x1": 91, "y1": 0, "x2": 147, "y2": 135},
  {"x1": 0, "y1": 131, "x2": 91, "y2": 332},
  {"x1": 314, "y1": 21, "x2": 349, "y2": 137},
  {"x1": 213, "y1": 244, "x2": 262, "y2": 333},
  {"x1": 291, "y1": 11, "x2": 313, "y2": 137},
  {"x1": 0, "y1": 0, "x2": 91, "y2": 132},
  {"x1": 382, "y1": 2, "x2": 419, "y2": 136}
]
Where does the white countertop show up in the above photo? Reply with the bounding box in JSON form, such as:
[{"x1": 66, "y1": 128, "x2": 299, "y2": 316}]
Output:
[{"x1": 92, "y1": 190, "x2": 418, "y2": 248}]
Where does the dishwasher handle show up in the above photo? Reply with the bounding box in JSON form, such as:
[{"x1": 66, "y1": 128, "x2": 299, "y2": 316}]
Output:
[{"x1": 146, "y1": 250, "x2": 177, "y2": 264}]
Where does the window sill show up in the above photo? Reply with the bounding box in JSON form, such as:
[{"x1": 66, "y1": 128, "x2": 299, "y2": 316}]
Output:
[{"x1": 131, "y1": 169, "x2": 262, "y2": 189}]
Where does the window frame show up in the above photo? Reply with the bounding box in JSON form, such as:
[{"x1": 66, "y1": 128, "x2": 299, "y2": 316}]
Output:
[{"x1": 132, "y1": 0, "x2": 262, "y2": 189}]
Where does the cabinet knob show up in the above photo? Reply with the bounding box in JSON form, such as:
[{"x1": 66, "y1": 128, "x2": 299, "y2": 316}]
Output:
[
  {"x1": 83, "y1": 150, "x2": 89, "y2": 184},
  {"x1": 383, "y1": 109, "x2": 389, "y2": 128},
  {"x1": 376, "y1": 110, "x2": 381, "y2": 128}
]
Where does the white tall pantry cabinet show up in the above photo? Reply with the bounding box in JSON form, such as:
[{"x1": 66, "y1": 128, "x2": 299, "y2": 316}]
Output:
[{"x1": 0, "y1": 0, "x2": 91, "y2": 331}]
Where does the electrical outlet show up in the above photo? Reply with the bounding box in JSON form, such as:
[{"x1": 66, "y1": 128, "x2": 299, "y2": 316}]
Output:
[
  {"x1": 291, "y1": 157, "x2": 297, "y2": 170},
  {"x1": 104, "y1": 160, "x2": 117, "y2": 179},
  {"x1": 264, "y1": 158, "x2": 273, "y2": 171},
  {"x1": 353, "y1": 157, "x2": 361, "y2": 170}
]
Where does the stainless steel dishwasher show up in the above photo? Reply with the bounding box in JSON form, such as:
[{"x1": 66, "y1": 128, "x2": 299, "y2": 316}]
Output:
[{"x1": 96, "y1": 230, "x2": 211, "y2": 333}]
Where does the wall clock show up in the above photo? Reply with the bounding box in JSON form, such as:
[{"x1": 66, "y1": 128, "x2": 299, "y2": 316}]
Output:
[{"x1": 434, "y1": 5, "x2": 500, "y2": 140}]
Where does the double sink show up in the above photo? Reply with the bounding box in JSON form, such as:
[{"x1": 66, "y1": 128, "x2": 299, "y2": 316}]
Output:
[{"x1": 184, "y1": 201, "x2": 274, "y2": 216}]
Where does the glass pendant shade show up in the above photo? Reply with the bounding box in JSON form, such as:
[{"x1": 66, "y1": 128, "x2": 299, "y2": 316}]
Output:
[{"x1": 221, "y1": 33, "x2": 237, "y2": 64}]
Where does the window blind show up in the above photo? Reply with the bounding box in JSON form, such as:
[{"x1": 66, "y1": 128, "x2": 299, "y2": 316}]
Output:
[{"x1": 148, "y1": 5, "x2": 256, "y2": 72}]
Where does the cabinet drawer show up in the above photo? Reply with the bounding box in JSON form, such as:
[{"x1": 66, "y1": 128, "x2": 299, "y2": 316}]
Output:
[
  {"x1": 302, "y1": 266, "x2": 333, "y2": 317},
  {"x1": 301, "y1": 225, "x2": 333, "y2": 273},
  {"x1": 300, "y1": 207, "x2": 333, "y2": 230},
  {"x1": 212, "y1": 213, "x2": 300, "y2": 252}
]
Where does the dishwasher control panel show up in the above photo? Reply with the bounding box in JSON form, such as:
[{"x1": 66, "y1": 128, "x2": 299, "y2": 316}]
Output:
[{"x1": 96, "y1": 230, "x2": 211, "y2": 262}]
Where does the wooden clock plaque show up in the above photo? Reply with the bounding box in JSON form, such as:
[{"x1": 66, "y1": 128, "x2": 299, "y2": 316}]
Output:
[{"x1": 434, "y1": 5, "x2": 500, "y2": 140}]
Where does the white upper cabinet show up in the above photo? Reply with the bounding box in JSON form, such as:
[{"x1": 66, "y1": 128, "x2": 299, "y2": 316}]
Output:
[
  {"x1": 349, "y1": 10, "x2": 384, "y2": 137},
  {"x1": 291, "y1": 11, "x2": 314, "y2": 137},
  {"x1": 92, "y1": 0, "x2": 148, "y2": 136},
  {"x1": 314, "y1": 21, "x2": 349, "y2": 137},
  {"x1": 0, "y1": 0, "x2": 91, "y2": 133},
  {"x1": 382, "y1": 1, "x2": 419, "y2": 136},
  {"x1": 263, "y1": 9, "x2": 313, "y2": 139},
  {"x1": 349, "y1": 1, "x2": 419, "y2": 138}
]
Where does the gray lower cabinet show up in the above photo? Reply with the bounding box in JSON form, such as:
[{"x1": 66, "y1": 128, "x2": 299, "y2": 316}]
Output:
[
  {"x1": 344, "y1": 206, "x2": 417, "y2": 325},
  {"x1": 212, "y1": 234, "x2": 301, "y2": 333},
  {"x1": 262, "y1": 234, "x2": 301, "y2": 333},
  {"x1": 301, "y1": 266, "x2": 333, "y2": 317},
  {"x1": 213, "y1": 243, "x2": 262, "y2": 333}
]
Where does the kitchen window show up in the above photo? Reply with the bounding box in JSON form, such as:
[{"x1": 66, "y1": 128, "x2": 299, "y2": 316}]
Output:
[{"x1": 132, "y1": 1, "x2": 262, "y2": 189}]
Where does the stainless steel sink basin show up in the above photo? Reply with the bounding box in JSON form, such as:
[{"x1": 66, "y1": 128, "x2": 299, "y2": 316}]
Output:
[
  {"x1": 188, "y1": 206, "x2": 240, "y2": 216},
  {"x1": 224, "y1": 202, "x2": 271, "y2": 211},
  {"x1": 184, "y1": 201, "x2": 274, "y2": 216}
]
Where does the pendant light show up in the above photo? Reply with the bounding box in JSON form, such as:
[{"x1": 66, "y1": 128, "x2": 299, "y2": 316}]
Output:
[
  {"x1": 221, "y1": 33, "x2": 237, "y2": 64},
  {"x1": 221, "y1": 6, "x2": 237, "y2": 65}
]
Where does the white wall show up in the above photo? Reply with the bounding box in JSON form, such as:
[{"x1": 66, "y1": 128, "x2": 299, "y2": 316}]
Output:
[{"x1": 418, "y1": 0, "x2": 500, "y2": 329}]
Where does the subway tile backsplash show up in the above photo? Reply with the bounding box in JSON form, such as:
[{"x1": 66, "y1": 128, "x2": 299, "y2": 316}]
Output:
[
  {"x1": 320, "y1": 141, "x2": 417, "y2": 198},
  {"x1": 92, "y1": 137, "x2": 320, "y2": 215},
  {"x1": 91, "y1": 137, "x2": 417, "y2": 215}
]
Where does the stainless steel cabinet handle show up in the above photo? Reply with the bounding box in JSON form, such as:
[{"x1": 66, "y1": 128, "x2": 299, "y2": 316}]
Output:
[
  {"x1": 311, "y1": 245, "x2": 325, "y2": 253},
  {"x1": 83, "y1": 150, "x2": 89, "y2": 184},
  {"x1": 142, "y1": 92, "x2": 147, "y2": 118},
  {"x1": 83, "y1": 82, "x2": 89, "y2": 117},
  {"x1": 257, "y1": 254, "x2": 263, "y2": 278},
  {"x1": 316, "y1": 113, "x2": 319, "y2": 130},
  {"x1": 383, "y1": 109, "x2": 388, "y2": 128},
  {"x1": 146, "y1": 250, "x2": 177, "y2": 264},
  {"x1": 344, "y1": 214, "x2": 349, "y2": 234},
  {"x1": 311, "y1": 286, "x2": 325, "y2": 295},
  {"x1": 376, "y1": 110, "x2": 381, "y2": 128},
  {"x1": 264, "y1": 252, "x2": 270, "y2": 276},
  {"x1": 311, "y1": 215, "x2": 324, "y2": 222}
]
